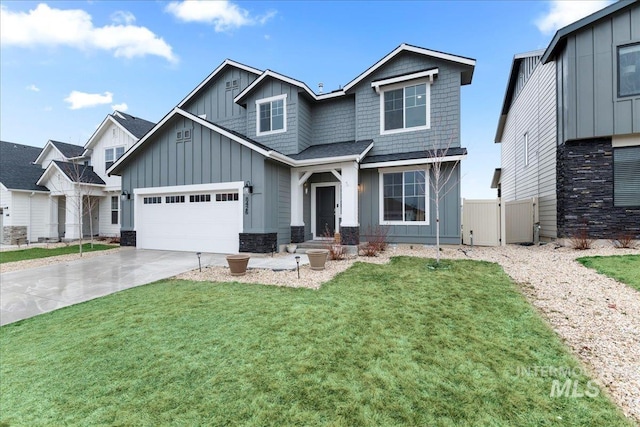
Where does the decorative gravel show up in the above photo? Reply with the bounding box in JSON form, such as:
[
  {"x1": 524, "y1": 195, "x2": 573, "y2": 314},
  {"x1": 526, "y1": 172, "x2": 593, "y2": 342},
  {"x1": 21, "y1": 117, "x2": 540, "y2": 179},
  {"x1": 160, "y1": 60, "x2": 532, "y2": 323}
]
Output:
[{"x1": 178, "y1": 243, "x2": 640, "y2": 422}]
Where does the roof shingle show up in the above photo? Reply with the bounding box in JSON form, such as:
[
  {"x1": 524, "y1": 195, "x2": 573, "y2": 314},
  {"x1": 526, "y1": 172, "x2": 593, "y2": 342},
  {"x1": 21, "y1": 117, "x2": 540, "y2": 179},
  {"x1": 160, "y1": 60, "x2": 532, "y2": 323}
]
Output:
[
  {"x1": 0, "y1": 141, "x2": 49, "y2": 192},
  {"x1": 289, "y1": 140, "x2": 373, "y2": 161},
  {"x1": 50, "y1": 140, "x2": 85, "y2": 158},
  {"x1": 53, "y1": 161, "x2": 106, "y2": 185},
  {"x1": 112, "y1": 111, "x2": 156, "y2": 139}
]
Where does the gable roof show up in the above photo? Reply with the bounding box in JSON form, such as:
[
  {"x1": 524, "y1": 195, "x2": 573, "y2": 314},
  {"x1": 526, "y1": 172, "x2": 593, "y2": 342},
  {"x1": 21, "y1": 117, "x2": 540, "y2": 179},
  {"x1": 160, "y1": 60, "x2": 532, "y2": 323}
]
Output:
[
  {"x1": 0, "y1": 141, "x2": 49, "y2": 192},
  {"x1": 83, "y1": 111, "x2": 155, "y2": 153},
  {"x1": 112, "y1": 111, "x2": 155, "y2": 139},
  {"x1": 542, "y1": 0, "x2": 636, "y2": 64},
  {"x1": 50, "y1": 140, "x2": 85, "y2": 158},
  {"x1": 494, "y1": 49, "x2": 545, "y2": 143},
  {"x1": 235, "y1": 43, "x2": 476, "y2": 104},
  {"x1": 178, "y1": 59, "x2": 263, "y2": 108},
  {"x1": 37, "y1": 160, "x2": 105, "y2": 187},
  {"x1": 289, "y1": 140, "x2": 373, "y2": 161}
]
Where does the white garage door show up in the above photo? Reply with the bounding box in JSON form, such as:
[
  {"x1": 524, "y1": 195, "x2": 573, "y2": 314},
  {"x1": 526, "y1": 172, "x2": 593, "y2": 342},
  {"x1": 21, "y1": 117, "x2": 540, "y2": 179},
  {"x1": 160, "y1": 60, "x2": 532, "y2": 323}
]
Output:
[{"x1": 136, "y1": 185, "x2": 242, "y2": 254}]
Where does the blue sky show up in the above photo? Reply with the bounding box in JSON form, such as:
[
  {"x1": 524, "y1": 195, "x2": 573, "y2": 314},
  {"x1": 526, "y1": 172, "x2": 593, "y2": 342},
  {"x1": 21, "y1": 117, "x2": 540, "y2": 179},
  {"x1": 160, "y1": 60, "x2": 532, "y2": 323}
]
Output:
[{"x1": 0, "y1": 0, "x2": 612, "y2": 199}]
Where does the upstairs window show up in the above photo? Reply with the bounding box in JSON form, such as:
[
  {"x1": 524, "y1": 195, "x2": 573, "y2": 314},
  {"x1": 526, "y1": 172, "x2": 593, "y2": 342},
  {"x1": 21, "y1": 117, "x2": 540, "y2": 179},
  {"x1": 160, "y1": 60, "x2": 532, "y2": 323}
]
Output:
[
  {"x1": 256, "y1": 94, "x2": 286, "y2": 136},
  {"x1": 379, "y1": 81, "x2": 430, "y2": 135},
  {"x1": 105, "y1": 146, "x2": 125, "y2": 170},
  {"x1": 618, "y1": 43, "x2": 640, "y2": 97}
]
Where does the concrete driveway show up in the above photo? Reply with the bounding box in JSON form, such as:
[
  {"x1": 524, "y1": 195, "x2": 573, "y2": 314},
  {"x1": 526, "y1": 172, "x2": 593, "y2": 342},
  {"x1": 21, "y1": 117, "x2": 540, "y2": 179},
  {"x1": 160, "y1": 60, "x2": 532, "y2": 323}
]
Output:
[{"x1": 0, "y1": 248, "x2": 205, "y2": 326}]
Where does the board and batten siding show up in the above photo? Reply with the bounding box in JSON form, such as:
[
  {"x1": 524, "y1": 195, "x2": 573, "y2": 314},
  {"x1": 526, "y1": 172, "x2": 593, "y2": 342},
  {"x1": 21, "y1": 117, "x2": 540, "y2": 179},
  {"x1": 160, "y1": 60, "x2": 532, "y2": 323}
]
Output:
[
  {"x1": 182, "y1": 67, "x2": 258, "y2": 135},
  {"x1": 120, "y1": 117, "x2": 269, "y2": 234},
  {"x1": 557, "y1": 3, "x2": 640, "y2": 142},
  {"x1": 91, "y1": 121, "x2": 138, "y2": 189},
  {"x1": 499, "y1": 59, "x2": 557, "y2": 238},
  {"x1": 263, "y1": 160, "x2": 291, "y2": 246},
  {"x1": 359, "y1": 164, "x2": 461, "y2": 244},
  {"x1": 352, "y1": 51, "x2": 465, "y2": 156}
]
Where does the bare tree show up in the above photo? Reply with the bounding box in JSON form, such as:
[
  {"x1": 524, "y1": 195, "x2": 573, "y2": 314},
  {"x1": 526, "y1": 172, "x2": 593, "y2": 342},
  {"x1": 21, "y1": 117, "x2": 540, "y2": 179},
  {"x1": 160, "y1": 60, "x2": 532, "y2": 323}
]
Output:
[{"x1": 425, "y1": 135, "x2": 461, "y2": 265}]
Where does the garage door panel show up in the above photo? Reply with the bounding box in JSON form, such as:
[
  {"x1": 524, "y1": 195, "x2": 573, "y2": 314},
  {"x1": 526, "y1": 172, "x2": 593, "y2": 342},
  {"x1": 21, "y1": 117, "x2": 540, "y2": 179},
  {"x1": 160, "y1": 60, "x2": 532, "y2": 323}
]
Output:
[{"x1": 136, "y1": 189, "x2": 241, "y2": 253}]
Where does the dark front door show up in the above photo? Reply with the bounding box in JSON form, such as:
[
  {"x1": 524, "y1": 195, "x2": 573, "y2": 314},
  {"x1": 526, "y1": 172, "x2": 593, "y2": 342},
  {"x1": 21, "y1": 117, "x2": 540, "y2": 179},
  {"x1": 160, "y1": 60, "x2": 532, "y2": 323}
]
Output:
[{"x1": 316, "y1": 186, "x2": 336, "y2": 237}]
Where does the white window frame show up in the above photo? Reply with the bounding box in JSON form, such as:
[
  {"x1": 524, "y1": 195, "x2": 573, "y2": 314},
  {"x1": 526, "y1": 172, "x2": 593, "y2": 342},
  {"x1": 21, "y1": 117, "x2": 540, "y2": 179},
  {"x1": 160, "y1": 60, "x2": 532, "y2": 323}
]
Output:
[
  {"x1": 105, "y1": 146, "x2": 125, "y2": 170},
  {"x1": 111, "y1": 196, "x2": 119, "y2": 225},
  {"x1": 378, "y1": 165, "x2": 430, "y2": 225},
  {"x1": 256, "y1": 94, "x2": 287, "y2": 136},
  {"x1": 378, "y1": 78, "x2": 431, "y2": 135},
  {"x1": 523, "y1": 132, "x2": 529, "y2": 167}
]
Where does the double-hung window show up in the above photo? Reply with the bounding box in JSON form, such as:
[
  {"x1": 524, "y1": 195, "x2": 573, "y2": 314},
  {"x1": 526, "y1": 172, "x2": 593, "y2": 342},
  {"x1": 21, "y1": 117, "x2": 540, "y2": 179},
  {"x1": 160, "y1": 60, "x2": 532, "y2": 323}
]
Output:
[
  {"x1": 256, "y1": 94, "x2": 286, "y2": 136},
  {"x1": 105, "y1": 146, "x2": 125, "y2": 170},
  {"x1": 111, "y1": 196, "x2": 119, "y2": 225},
  {"x1": 379, "y1": 168, "x2": 429, "y2": 224}
]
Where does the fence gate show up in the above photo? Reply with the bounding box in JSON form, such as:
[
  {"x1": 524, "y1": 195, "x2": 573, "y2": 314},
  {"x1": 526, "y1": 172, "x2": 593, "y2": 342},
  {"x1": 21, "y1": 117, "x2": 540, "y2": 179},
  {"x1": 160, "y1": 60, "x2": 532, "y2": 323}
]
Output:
[
  {"x1": 504, "y1": 197, "x2": 537, "y2": 244},
  {"x1": 462, "y1": 199, "x2": 501, "y2": 246}
]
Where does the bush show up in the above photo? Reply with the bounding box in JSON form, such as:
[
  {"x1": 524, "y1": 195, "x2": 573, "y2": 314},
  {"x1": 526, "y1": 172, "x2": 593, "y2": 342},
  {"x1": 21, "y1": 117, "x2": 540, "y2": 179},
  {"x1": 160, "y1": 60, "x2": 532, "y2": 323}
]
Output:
[
  {"x1": 611, "y1": 230, "x2": 636, "y2": 249},
  {"x1": 569, "y1": 224, "x2": 593, "y2": 250}
]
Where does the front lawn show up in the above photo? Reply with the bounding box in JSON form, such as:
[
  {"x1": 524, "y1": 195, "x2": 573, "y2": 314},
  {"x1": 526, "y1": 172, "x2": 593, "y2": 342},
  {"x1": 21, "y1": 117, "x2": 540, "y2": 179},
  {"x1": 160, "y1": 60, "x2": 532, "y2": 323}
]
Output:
[
  {"x1": 0, "y1": 243, "x2": 115, "y2": 264},
  {"x1": 577, "y1": 254, "x2": 640, "y2": 292},
  {"x1": 1, "y1": 257, "x2": 631, "y2": 426}
]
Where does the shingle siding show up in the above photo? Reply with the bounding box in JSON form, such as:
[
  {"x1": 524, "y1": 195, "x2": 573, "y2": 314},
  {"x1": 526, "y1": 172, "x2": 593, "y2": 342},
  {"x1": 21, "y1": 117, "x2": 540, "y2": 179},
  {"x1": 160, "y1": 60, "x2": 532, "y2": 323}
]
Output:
[{"x1": 311, "y1": 96, "x2": 356, "y2": 145}]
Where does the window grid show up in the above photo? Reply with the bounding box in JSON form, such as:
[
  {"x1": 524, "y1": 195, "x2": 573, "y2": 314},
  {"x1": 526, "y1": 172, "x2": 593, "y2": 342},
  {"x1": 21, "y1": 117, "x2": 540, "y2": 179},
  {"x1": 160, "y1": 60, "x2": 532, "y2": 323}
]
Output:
[
  {"x1": 190, "y1": 194, "x2": 212, "y2": 203},
  {"x1": 111, "y1": 196, "x2": 119, "y2": 225},
  {"x1": 215, "y1": 193, "x2": 239, "y2": 202},
  {"x1": 383, "y1": 83, "x2": 427, "y2": 131},
  {"x1": 382, "y1": 170, "x2": 427, "y2": 223},
  {"x1": 165, "y1": 195, "x2": 185, "y2": 204}
]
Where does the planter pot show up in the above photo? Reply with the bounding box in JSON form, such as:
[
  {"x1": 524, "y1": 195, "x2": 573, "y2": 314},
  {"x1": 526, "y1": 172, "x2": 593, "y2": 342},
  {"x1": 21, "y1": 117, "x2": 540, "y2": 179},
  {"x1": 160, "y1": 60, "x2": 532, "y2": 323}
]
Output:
[
  {"x1": 226, "y1": 254, "x2": 250, "y2": 276},
  {"x1": 306, "y1": 249, "x2": 329, "y2": 271},
  {"x1": 286, "y1": 244, "x2": 297, "y2": 253}
]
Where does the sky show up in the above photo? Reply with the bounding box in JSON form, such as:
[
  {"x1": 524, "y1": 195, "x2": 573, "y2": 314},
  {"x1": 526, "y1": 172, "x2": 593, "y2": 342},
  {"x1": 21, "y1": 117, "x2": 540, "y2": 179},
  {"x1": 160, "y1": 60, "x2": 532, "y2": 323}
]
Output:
[{"x1": 0, "y1": 0, "x2": 614, "y2": 199}]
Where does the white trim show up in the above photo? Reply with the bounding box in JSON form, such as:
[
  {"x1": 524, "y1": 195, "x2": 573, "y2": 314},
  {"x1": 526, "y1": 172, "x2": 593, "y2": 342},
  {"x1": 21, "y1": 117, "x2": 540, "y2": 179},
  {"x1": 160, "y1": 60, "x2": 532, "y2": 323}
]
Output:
[
  {"x1": 33, "y1": 140, "x2": 73, "y2": 166},
  {"x1": 371, "y1": 68, "x2": 438, "y2": 93},
  {"x1": 343, "y1": 43, "x2": 475, "y2": 92},
  {"x1": 133, "y1": 181, "x2": 244, "y2": 235},
  {"x1": 379, "y1": 79, "x2": 431, "y2": 135},
  {"x1": 311, "y1": 182, "x2": 341, "y2": 239},
  {"x1": 360, "y1": 154, "x2": 466, "y2": 169},
  {"x1": 255, "y1": 94, "x2": 287, "y2": 136},
  {"x1": 105, "y1": 145, "x2": 126, "y2": 169},
  {"x1": 36, "y1": 161, "x2": 106, "y2": 188},
  {"x1": 378, "y1": 166, "x2": 430, "y2": 226},
  {"x1": 612, "y1": 134, "x2": 640, "y2": 147},
  {"x1": 83, "y1": 115, "x2": 139, "y2": 153},
  {"x1": 235, "y1": 70, "x2": 345, "y2": 104},
  {"x1": 1, "y1": 188, "x2": 49, "y2": 194},
  {"x1": 523, "y1": 132, "x2": 529, "y2": 167},
  {"x1": 178, "y1": 59, "x2": 262, "y2": 108}
]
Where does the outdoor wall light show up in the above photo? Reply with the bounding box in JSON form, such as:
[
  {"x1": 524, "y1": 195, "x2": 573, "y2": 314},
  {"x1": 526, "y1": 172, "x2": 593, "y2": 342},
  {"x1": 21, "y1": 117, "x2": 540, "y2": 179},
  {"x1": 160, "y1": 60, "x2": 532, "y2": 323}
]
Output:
[
  {"x1": 243, "y1": 181, "x2": 253, "y2": 194},
  {"x1": 304, "y1": 182, "x2": 309, "y2": 195},
  {"x1": 120, "y1": 190, "x2": 130, "y2": 201}
]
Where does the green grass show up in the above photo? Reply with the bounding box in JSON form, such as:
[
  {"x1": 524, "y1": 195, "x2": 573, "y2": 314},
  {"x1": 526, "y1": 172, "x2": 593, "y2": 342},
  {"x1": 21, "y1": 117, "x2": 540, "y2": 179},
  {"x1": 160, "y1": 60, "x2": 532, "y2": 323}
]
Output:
[
  {"x1": 0, "y1": 243, "x2": 115, "y2": 264},
  {"x1": 577, "y1": 254, "x2": 640, "y2": 292},
  {"x1": 1, "y1": 257, "x2": 632, "y2": 426}
]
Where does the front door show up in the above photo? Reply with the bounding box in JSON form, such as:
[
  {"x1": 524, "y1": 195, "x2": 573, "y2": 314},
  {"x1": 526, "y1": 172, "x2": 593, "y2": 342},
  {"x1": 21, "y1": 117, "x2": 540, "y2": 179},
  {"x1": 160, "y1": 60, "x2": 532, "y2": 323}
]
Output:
[{"x1": 315, "y1": 186, "x2": 335, "y2": 237}]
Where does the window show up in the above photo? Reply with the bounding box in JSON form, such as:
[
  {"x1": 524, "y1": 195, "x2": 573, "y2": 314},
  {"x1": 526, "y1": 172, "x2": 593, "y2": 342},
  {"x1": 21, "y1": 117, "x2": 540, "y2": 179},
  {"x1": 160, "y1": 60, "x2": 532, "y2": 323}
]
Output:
[
  {"x1": 176, "y1": 128, "x2": 192, "y2": 143},
  {"x1": 618, "y1": 43, "x2": 640, "y2": 97},
  {"x1": 381, "y1": 82, "x2": 429, "y2": 134},
  {"x1": 380, "y1": 169, "x2": 428, "y2": 224},
  {"x1": 105, "y1": 146, "x2": 125, "y2": 170},
  {"x1": 256, "y1": 94, "x2": 286, "y2": 136},
  {"x1": 190, "y1": 194, "x2": 211, "y2": 203},
  {"x1": 524, "y1": 132, "x2": 529, "y2": 166},
  {"x1": 143, "y1": 196, "x2": 162, "y2": 204},
  {"x1": 614, "y1": 146, "x2": 640, "y2": 207},
  {"x1": 111, "y1": 196, "x2": 119, "y2": 225},
  {"x1": 215, "y1": 193, "x2": 239, "y2": 202},
  {"x1": 165, "y1": 195, "x2": 185, "y2": 204}
]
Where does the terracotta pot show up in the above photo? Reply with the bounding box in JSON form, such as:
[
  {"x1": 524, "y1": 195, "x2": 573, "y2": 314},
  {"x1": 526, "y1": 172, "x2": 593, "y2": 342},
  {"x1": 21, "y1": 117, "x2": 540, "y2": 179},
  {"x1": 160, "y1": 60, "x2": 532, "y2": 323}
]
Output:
[
  {"x1": 306, "y1": 249, "x2": 329, "y2": 271},
  {"x1": 226, "y1": 254, "x2": 250, "y2": 276}
]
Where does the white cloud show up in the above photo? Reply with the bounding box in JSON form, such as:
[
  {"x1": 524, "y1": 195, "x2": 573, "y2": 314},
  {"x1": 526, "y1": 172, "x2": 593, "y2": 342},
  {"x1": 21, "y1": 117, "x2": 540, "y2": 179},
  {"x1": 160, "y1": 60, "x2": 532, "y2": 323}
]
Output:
[
  {"x1": 536, "y1": 0, "x2": 614, "y2": 35},
  {"x1": 166, "y1": 0, "x2": 276, "y2": 32},
  {"x1": 0, "y1": 3, "x2": 177, "y2": 63},
  {"x1": 111, "y1": 10, "x2": 135, "y2": 25},
  {"x1": 64, "y1": 90, "x2": 113, "y2": 110},
  {"x1": 26, "y1": 84, "x2": 40, "y2": 92},
  {"x1": 111, "y1": 102, "x2": 128, "y2": 112}
]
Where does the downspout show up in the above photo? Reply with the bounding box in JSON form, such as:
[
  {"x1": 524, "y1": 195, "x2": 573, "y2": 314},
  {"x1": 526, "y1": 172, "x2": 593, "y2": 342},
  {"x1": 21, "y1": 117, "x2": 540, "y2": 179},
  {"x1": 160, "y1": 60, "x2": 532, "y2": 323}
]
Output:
[{"x1": 29, "y1": 191, "x2": 35, "y2": 244}]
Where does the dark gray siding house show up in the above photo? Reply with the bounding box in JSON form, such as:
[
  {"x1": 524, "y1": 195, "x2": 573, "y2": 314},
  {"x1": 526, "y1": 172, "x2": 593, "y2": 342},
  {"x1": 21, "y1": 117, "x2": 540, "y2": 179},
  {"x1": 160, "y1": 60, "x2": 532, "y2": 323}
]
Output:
[
  {"x1": 495, "y1": 0, "x2": 640, "y2": 241},
  {"x1": 109, "y1": 44, "x2": 475, "y2": 253}
]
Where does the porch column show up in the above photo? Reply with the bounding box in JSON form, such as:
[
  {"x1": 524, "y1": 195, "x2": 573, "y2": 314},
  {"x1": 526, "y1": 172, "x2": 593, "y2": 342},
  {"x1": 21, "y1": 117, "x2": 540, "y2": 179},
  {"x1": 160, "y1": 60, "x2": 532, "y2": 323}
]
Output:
[
  {"x1": 340, "y1": 161, "x2": 360, "y2": 245},
  {"x1": 290, "y1": 170, "x2": 305, "y2": 243},
  {"x1": 64, "y1": 193, "x2": 82, "y2": 240}
]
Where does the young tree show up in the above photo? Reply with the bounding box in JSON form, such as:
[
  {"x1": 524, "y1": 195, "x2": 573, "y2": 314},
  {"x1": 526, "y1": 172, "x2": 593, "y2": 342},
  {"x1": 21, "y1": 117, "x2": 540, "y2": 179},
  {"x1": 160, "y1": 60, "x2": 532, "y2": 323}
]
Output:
[{"x1": 425, "y1": 135, "x2": 461, "y2": 265}]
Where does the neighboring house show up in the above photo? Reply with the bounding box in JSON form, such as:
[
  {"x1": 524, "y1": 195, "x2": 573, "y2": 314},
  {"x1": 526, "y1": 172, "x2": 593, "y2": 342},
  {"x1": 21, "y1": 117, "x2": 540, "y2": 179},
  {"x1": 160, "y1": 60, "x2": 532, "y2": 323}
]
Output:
[
  {"x1": 494, "y1": 0, "x2": 640, "y2": 240},
  {"x1": 0, "y1": 111, "x2": 154, "y2": 244},
  {"x1": 109, "y1": 43, "x2": 475, "y2": 254},
  {"x1": 0, "y1": 141, "x2": 50, "y2": 244}
]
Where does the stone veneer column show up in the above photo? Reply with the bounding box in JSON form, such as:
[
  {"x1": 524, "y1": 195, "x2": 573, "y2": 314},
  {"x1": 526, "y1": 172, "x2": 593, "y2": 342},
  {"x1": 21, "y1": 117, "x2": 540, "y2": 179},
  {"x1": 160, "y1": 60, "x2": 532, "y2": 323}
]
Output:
[
  {"x1": 239, "y1": 233, "x2": 278, "y2": 253},
  {"x1": 120, "y1": 230, "x2": 136, "y2": 246},
  {"x1": 340, "y1": 226, "x2": 360, "y2": 245},
  {"x1": 290, "y1": 226, "x2": 305, "y2": 243}
]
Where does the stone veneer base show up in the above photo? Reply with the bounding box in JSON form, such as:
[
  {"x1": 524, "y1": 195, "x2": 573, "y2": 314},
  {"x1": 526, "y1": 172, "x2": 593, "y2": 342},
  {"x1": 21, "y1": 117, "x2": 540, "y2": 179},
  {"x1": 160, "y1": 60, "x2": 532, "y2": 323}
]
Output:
[
  {"x1": 120, "y1": 230, "x2": 137, "y2": 247},
  {"x1": 239, "y1": 233, "x2": 277, "y2": 253},
  {"x1": 290, "y1": 226, "x2": 305, "y2": 243},
  {"x1": 340, "y1": 226, "x2": 360, "y2": 246}
]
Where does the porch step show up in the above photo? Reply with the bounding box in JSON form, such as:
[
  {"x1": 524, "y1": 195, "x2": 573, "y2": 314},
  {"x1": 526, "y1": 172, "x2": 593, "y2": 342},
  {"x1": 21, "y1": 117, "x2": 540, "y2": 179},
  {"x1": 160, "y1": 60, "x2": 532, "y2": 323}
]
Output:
[{"x1": 294, "y1": 240, "x2": 335, "y2": 254}]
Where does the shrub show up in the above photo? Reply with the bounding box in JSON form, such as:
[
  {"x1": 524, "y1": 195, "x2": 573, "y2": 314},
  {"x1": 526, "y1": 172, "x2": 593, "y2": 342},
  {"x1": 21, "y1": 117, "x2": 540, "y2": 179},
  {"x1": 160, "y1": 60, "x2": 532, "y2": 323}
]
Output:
[
  {"x1": 361, "y1": 225, "x2": 390, "y2": 254},
  {"x1": 611, "y1": 230, "x2": 636, "y2": 249},
  {"x1": 569, "y1": 225, "x2": 593, "y2": 250},
  {"x1": 359, "y1": 242, "x2": 379, "y2": 257}
]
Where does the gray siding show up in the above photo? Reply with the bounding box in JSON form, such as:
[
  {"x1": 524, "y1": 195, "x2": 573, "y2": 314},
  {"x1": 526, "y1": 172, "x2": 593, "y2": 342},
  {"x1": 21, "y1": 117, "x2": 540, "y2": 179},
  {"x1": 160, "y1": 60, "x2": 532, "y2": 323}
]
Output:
[
  {"x1": 311, "y1": 96, "x2": 356, "y2": 145},
  {"x1": 500, "y1": 60, "x2": 557, "y2": 238},
  {"x1": 245, "y1": 78, "x2": 300, "y2": 155},
  {"x1": 359, "y1": 164, "x2": 461, "y2": 244},
  {"x1": 513, "y1": 55, "x2": 543, "y2": 103},
  {"x1": 352, "y1": 51, "x2": 465, "y2": 155},
  {"x1": 264, "y1": 160, "x2": 291, "y2": 244},
  {"x1": 558, "y1": 3, "x2": 640, "y2": 142},
  {"x1": 120, "y1": 117, "x2": 269, "y2": 233},
  {"x1": 298, "y1": 97, "x2": 312, "y2": 152},
  {"x1": 182, "y1": 67, "x2": 257, "y2": 134}
]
